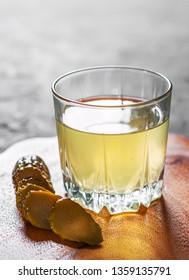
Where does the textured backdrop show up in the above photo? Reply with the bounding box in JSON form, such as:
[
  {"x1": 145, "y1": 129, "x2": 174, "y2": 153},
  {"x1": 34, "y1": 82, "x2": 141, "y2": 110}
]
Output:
[{"x1": 0, "y1": 0, "x2": 189, "y2": 152}]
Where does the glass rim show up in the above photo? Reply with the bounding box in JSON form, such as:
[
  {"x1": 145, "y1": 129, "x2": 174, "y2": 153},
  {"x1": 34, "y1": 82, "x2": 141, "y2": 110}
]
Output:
[{"x1": 51, "y1": 66, "x2": 172, "y2": 108}]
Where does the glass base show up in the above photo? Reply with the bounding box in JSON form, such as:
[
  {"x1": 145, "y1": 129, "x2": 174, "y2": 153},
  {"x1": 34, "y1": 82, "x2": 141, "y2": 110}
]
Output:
[{"x1": 63, "y1": 180, "x2": 163, "y2": 214}]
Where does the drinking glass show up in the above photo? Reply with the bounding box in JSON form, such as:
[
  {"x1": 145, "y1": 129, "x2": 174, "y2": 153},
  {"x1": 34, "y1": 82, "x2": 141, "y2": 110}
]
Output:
[{"x1": 52, "y1": 66, "x2": 172, "y2": 214}]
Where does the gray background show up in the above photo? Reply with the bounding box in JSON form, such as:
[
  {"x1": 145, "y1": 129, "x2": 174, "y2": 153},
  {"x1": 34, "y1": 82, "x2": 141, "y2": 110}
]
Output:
[{"x1": 0, "y1": 0, "x2": 189, "y2": 152}]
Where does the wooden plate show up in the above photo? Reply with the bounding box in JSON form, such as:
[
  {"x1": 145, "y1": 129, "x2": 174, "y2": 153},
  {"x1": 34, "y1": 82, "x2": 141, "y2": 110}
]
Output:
[{"x1": 0, "y1": 134, "x2": 188, "y2": 259}]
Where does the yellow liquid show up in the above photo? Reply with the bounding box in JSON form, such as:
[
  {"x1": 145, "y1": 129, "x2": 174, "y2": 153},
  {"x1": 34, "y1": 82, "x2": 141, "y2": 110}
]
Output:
[{"x1": 56, "y1": 98, "x2": 169, "y2": 194}]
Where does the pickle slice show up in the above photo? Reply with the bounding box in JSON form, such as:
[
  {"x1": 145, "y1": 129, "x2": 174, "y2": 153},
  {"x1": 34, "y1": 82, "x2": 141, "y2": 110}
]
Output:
[
  {"x1": 12, "y1": 155, "x2": 54, "y2": 193},
  {"x1": 15, "y1": 176, "x2": 55, "y2": 193},
  {"x1": 16, "y1": 183, "x2": 48, "y2": 215},
  {"x1": 12, "y1": 155, "x2": 51, "y2": 180},
  {"x1": 22, "y1": 190, "x2": 61, "y2": 230},
  {"x1": 50, "y1": 198, "x2": 103, "y2": 245}
]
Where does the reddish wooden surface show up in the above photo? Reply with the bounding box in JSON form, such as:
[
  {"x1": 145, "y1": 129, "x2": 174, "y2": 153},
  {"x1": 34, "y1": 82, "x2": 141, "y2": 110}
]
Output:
[{"x1": 0, "y1": 134, "x2": 188, "y2": 259}]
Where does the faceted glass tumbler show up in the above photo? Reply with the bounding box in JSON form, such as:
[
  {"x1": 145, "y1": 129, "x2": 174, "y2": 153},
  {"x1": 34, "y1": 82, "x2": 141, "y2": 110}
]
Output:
[{"x1": 52, "y1": 66, "x2": 172, "y2": 214}]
